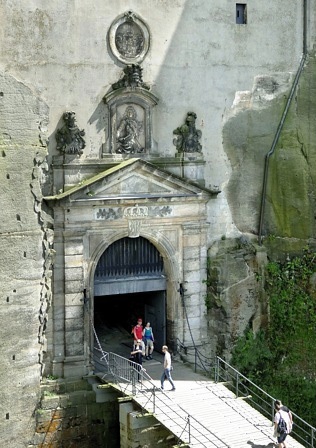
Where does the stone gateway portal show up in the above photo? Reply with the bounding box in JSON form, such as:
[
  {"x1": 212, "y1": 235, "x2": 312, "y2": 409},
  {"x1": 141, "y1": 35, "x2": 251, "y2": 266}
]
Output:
[
  {"x1": 43, "y1": 11, "x2": 220, "y2": 377},
  {"x1": 1, "y1": 2, "x2": 314, "y2": 446},
  {"x1": 45, "y1": 158, "x2": 216, "y2": 377}
]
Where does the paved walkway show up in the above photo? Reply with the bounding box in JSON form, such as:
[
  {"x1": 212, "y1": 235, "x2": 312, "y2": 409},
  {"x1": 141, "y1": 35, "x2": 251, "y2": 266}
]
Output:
[{"x1": 95, "y1": 326, "x2": 305, "y2": 448}]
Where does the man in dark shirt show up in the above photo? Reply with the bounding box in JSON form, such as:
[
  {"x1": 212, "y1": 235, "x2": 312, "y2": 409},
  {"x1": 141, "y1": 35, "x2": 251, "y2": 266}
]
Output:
[{"x1": 130, "y1": 339, "x2": 143, "y2": 381}]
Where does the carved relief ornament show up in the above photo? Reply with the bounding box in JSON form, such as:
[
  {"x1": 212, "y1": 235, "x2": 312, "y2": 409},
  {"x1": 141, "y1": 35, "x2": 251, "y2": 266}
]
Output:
[
  {"x1": 103, "y1": 84, "x2": 158, "y2": 155},
  {"x1": 173, "y1": 112, "x2": 202, "y2": 153},
  {"x1": 55, "y1": 111, "x2": 85, "y2": 155},
  {"x1": 108, "y1": 11, "x2": 150, "y2": 65},
  {"x1": 124, "y1": 205, "x2": 148, "y2": 238}
]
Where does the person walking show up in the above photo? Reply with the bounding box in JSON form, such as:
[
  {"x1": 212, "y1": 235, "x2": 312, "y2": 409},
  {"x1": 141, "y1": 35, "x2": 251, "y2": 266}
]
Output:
[
  {"x1": 133, "y1": 318, "x2": 143, "y2": 341},
  {"x1": 143, "y1": 322, "x2": 154, "y2": 360},
  {"x1": 160, "y1": 345, "x2": 175, "y2": 391},
  {"x1": 130, "y1": 339, "x2": 143, "y2": 382},
  {"x1": 275, "y1": 399, "x2": 293, "y2": 431},
  {"x1": 274, "y1": 400, "x2": 292, "y2": 448},
  {"x1": 132, "y1": 318, "x2": 145, "y2": 355}
]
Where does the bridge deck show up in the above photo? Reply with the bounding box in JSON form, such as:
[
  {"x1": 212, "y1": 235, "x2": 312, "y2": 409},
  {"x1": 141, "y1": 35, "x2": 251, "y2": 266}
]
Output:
[
  {"x1": 101, "y1": 356, "x2": 305, "y2": 448},
  {"x1": 95, "y1": 328, "x2": 305, "y2": 448}
]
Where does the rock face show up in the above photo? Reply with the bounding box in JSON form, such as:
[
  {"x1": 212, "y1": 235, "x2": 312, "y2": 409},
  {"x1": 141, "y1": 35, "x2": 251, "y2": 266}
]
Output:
[
  {"x1": 0, "y1": 72, "x2": 50, "y2": 446},
  {"x1": 223, "y1": 73, "x2": 292, "y2": 235},
  {"x1": 0, "y1": 1, "x2": 316, "y2": 446},
  {"x1": 223, "y1": 64, "x2": 316, "y2": 241},
  {"x1": 265, "y1": 56, "x2": 316, "y2": 240},
  {"x1": 206, "y1": 237, "x2": 268, "y2": 360}
]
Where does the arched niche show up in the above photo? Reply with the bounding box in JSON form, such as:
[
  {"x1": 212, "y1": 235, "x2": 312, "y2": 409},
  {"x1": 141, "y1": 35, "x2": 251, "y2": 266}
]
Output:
[{"x1": 103, "y1": 87, "x2": 159, "y2": 156}]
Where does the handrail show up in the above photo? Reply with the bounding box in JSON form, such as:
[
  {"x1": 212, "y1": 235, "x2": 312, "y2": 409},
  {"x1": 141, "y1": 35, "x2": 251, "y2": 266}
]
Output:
[
  {"x1": 93, "y1": 345, "x2": 230, "y2": 447},
  {"x1": 175, "y1": 339, "x2": 316, "y2": 447},
  {"x1": 176, "y1": 337, "x2": 214, "y2": 375},
  {"x1": 215, "y1": 356, "x2": 316, "y2": 448}
]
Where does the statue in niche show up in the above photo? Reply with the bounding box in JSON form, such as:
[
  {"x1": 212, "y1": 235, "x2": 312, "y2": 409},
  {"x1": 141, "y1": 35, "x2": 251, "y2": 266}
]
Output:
[
  {"x1": 115, "y1": 11, "x2": 144, "y2": 59},
  {"x1": 55, "y1": 111, "x2": 85, "y2": 155},
  {"x1": 112, "y1": 64, "x2": 150, "y2": 90},
  {"x1": 116, "y1": 105, "x2": 143, "y2": 154},
  {"x1": 173, "y1": 112, "x2": 202, "y2": 153}
]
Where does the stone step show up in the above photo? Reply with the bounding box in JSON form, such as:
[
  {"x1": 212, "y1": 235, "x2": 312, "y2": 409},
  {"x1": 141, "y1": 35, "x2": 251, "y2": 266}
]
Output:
[{"x1": 40, "y1": 377, "x2": 93, "y2": 395}]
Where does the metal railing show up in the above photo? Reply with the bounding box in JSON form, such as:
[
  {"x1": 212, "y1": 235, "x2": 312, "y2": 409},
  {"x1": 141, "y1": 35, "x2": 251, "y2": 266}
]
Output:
[
  {"x1": 93, "y1": 344, "x2": 229, "y2": 447},
  {"x1": 215, "y1": 356, "x2": 316, "y2": 448},
  {"x1": 176, "y1": 338, "x2": 214, "y2": 375},
  {"x1": 176, "y1": 339, "x2": 316, "y2": 448}
]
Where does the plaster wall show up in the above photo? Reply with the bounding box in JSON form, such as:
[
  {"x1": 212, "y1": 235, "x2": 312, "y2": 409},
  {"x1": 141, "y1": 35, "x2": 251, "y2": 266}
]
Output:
[{"x1": 0, "y1": 1, "x2": 310, "y2": 243}]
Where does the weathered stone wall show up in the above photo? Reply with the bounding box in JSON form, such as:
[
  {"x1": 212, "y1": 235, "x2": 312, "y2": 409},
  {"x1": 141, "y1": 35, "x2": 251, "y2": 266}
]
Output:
[
  {"x1": 222, "y1": 73, "x2": 292, "y2": 235},
  {"x1": 223, "y1": 52, "x2": 316, "y2": 244},
  {"x1": 29, "y1": 378, "x2": 120, "y2": 448},
  {"x1": 29, "y1": 378, "x2": 179, "y2": 448},
  {"x1": 265, "y1": 53, "x2": 316, "y2": 241},
  {"x1": 119, "y1": 401, "x2": 177, "y2": 448},
  {"x1": 0, "y1": 1, "x2": 307, "y2": 207},
  {"x1": 206, "y1": 237, "x2": 268, "y2": 359},
  {"x1": 0, "y1": 72, "x2": 50, "y2": 446}
]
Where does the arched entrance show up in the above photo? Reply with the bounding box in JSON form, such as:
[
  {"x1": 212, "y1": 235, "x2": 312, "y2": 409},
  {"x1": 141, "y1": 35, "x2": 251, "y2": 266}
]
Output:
[
  {"x1": 93, "y1": 236, "x2": 167, "y2": 352},
  {"x1": 47, "y1": 158, "x2": 213, "y2": 377}
]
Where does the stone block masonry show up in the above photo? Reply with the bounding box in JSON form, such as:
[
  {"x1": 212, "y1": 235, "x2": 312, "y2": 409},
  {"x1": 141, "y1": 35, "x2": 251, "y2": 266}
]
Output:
[
  {"x1": 28, "y1": 377, "x2": 181, "y2": 447},
  {"x1": 27, "y1": 377, "x2": 120, "y2": 448},
  {"x1": 119, "y1": 401, "x2": 178, "y2": 448}
]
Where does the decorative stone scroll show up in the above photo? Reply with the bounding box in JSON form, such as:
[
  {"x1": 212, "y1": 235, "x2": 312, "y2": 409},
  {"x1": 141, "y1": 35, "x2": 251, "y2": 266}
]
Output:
[
  {"x1": 112, "y1": 64, "x2": 150, "y2": 91},
  {"x1": 55, "y1": 111, "x2": 85, "y2": 155},
  {"x1": 173, "y1": 112, "x2": 202, "y2": 153},
  {"x1": 108, "y1": 11, "x2": 150, "y2": 65}
]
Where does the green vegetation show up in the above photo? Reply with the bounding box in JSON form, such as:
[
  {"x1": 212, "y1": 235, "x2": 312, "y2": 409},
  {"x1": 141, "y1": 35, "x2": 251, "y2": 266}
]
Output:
[
  {"x1": 45, "y1": 374, "x2": 59, "y2": 381},
  {"x1": 43, "y1": 390, "x2": 58, "y2": 397},
  {"x1": 231, "y1": 249, "x2": 316, "y2": 426}
]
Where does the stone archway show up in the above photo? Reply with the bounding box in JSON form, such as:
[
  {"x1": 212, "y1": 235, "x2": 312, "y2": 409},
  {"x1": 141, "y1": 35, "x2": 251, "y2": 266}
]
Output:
[
  {"x1": 93, "y1": 236, "x2": 167, "y2": 352},
  {"x1": 46, "y1": 158, "x2": 215, "y2": 378},
  {"x1": 87, "y1": 229, "x2": 183, "y2": 364}
]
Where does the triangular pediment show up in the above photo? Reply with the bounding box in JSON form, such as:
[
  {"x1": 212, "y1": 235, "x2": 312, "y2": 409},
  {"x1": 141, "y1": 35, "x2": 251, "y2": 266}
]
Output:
[{"x1": 44, "y1": 158, "x2": 218, "y2": 203}]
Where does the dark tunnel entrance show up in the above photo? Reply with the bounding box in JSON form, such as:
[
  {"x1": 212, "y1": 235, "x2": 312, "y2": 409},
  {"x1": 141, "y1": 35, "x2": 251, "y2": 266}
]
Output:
[
  {"x1": 94, "y1": 290, "x2": 166, "y2": 354},
  {"x1": 93, "y1": 237, "x2": 167, "y2": 355}
]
